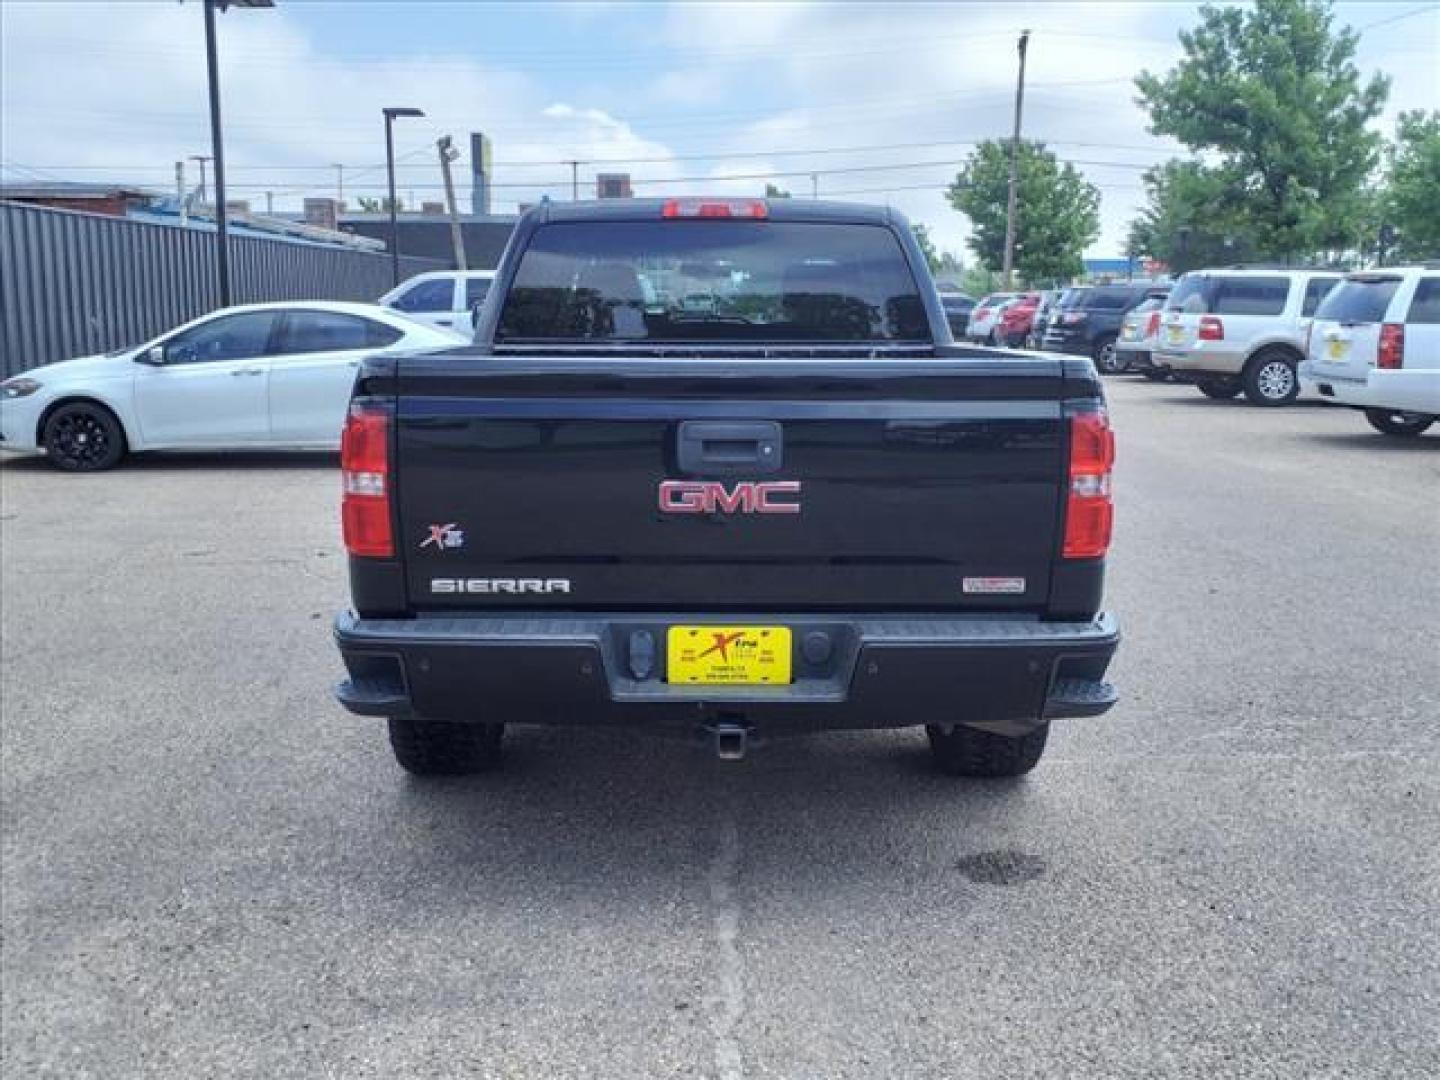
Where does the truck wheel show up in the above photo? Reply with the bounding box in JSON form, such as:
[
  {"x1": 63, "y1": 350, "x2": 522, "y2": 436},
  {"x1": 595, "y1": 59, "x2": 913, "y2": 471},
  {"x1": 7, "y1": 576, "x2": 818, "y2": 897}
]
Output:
[
  {"x1": 1093, "y1": 335, "x2": 1122, "y2": 374},
  {"x1": 41, "y1": 401, "x2": 127, "y2": 472},
  {"x1": 926, "y1": 723, "x2": 1049, "y2": 778},
  {"x1": 387, "y1": 716, "x2": 504, "y2": 775},
  {"x1": 1196, "y1": 377, "x2": 1241, "y2": 399},
  {"x1": 1364, "y1": 409, "x2": 1435, "y2": 437},
  {"x1": 1242, "y1": 349, "x2": 1300, "y2": 406}
]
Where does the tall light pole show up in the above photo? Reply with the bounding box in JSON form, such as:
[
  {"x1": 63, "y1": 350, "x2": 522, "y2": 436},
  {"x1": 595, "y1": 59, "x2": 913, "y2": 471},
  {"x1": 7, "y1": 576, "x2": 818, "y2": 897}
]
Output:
[
  {"x1": 201, "y1": 0, "x2": 273, "y2": 309},
  {"x1": 437, "y1": 135, "x2": 468, "y2": 271},
  {"x1": 1002, "y1": 29, "x2": 1030, "y2": 290},
  {"x1": 384, "y1": 106, "x2": 425, "y2": 287}
]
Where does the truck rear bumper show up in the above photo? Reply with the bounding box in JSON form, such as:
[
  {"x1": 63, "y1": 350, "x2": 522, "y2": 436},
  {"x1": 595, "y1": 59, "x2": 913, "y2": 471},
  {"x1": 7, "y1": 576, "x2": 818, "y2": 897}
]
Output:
[{"x1": 333, "y1": 611, "x2": 1120, "y2": 736}]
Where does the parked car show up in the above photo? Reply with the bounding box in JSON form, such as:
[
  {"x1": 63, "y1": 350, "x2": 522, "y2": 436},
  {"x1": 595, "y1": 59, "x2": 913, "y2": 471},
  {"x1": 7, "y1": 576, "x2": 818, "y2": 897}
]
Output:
[
  {"x1": 997, "y1": 292, "x2": 1043, "y2": 347},
  {"x1": 1025, "y1": 290, "x2": 1063, "y2": 348},
  {"x1": 332, "y1": 197, "x2": 1119, "y2": 779},
  {"x1": 1115, "y1": 294, "x2": 1171, "y2": 380},
  {"x1": 0, "y1": 302, "x2": 464, "y2": 471},
  {"x1": 1300, "y1": 266, "x2": 1440, "y2": 436},
  {"x1": 938, "y1": 292, "x2": 977, "y2": 339},
  {"x1": 964, "y1": 292, "x2": 1019, "y2": 343},
  {"x1": 1153, "y1": 267, "x2": 1343, "y2": 405},
  {"x1": 380, "y1": 270, "x2": 496, "y2": 334},
  {"x1": 1042, "y1": 283, "x2": 1165, "y2": 374},
  {"x1": 1029, "y1": 288, "x2": 1077, "y2": 348}
]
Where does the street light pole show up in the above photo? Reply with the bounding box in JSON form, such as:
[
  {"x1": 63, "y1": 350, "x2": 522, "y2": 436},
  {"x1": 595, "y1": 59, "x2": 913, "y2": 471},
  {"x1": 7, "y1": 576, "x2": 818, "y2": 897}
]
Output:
[
  {"x1": 200, "y1": 0, "x2": 272, "y2": 309},
  {"x1": 201, "y1": 0, "x2": 232, "y2": 306},
  {"x1": 383, "y1": 106, "x2": 425, "y2": 287},
  {"x1": 1002, "y1": 29, "x2": 1031, "y2": 290}
]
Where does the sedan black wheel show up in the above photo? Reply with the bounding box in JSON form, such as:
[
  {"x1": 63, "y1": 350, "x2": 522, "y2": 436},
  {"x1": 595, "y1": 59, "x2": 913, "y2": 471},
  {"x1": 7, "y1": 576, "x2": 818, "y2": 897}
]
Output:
[
  {"x1": 1364, "y1": 409, "x2": 1435, "y2": 437},
  {"x1": 41, "y1": 402, "x2": 126, "y2": 472}
]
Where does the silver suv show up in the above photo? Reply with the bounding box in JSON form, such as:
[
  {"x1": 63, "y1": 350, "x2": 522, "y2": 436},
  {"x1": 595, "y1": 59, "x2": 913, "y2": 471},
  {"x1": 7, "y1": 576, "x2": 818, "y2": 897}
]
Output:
[{"x1": 1153, "y1": 268, "x2": 1342, "y2": 405}]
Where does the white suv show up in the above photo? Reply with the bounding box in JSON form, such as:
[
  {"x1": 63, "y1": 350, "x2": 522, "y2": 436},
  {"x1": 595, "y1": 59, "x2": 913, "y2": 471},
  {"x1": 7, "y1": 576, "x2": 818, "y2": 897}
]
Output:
[
  {"x1": 1301, "y1": 266, "x2": 1440, "y2": 437},
  {"x1": 1154, "y1": 268, "x2": 1343, "y2": 406}
]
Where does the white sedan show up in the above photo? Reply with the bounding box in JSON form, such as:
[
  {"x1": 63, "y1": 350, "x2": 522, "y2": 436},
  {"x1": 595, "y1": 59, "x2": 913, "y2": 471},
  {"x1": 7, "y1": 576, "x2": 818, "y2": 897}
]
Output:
[{"x1": 0, "y1": 301, "x2": 464, "y2": 471}]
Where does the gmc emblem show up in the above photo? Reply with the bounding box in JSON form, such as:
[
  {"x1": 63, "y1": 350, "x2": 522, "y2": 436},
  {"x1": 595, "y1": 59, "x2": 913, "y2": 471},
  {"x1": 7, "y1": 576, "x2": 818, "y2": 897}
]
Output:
[{"x1": 658, "y1": 479, "x2": 802, "y2": 515}]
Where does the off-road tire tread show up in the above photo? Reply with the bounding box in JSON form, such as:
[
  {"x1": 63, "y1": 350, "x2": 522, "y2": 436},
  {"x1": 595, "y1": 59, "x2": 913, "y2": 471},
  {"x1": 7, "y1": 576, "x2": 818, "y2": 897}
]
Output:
[
  {"x1": 387, "y1": 716, "x2": 503, "y2": 775},
  {"x1": 926, "y1": 723, "x2": 1049, "y2": 778}
]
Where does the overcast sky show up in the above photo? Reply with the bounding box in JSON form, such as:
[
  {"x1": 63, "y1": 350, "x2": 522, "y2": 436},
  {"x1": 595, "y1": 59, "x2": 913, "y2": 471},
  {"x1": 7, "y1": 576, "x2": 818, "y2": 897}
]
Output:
[{"x1": 2, "y1": 1, "x2": 1435, "y2": 258}]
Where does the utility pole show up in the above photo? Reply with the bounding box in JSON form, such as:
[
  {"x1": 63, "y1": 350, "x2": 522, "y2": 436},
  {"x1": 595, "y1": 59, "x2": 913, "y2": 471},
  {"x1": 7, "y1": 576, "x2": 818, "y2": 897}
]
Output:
[
  {"x1": 569, "y1": 160, "x2": 579, "y2": 201},
  {"x1": 811, "y1": 173, "x2": 818, "y2": 198},
  {"x1": 175, "y1": 161, "x2": 188, "y2": 227},
  {"x1": 333, "y1": 163, "x2": 344, "y2": 206},
  {"x1": 189, "y1": 154, "x2": 212, "y2": 204},
  {"x1": 1002, "y1": 28, "x2": 1031, "y2": 290},
  {"x1": 437, "y1": 135, "x2": 468, "y2": 271},
  {"x1": 265, "y1": 191, "x2": 274, "y2": 215}
]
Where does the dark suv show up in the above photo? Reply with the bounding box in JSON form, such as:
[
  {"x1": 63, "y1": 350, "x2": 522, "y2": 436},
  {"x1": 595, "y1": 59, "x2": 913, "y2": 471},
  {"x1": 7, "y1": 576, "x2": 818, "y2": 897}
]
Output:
[{"x1": 1042, "y1": 283, "x2": 1165, "y2": 373}]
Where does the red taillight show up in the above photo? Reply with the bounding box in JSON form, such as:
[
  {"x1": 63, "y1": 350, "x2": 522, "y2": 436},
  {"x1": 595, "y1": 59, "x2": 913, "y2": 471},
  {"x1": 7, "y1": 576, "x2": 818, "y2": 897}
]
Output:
[
  {"x1": 661, "y1": 198, "x2": 767, "y2": 219},
  {"x1": 1198, "y1": 315, "x2": 1225, "y2": 341},
  {"x1": 1378, "y1": 323, "x2": 1404, "y2": 369},
  {"x1": 341, "y1": 403, "x2": 393, "y2": 558},
  {"x1": 1145, "y1": 311, "x2": 1161, "y2": 337},
  {"x1": 1063, "y1": 410, "x2": 1115, "y2": 560}
]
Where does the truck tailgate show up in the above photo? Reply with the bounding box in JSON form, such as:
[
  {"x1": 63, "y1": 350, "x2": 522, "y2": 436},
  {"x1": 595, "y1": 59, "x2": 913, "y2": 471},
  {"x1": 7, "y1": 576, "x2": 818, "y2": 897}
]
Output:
[{"x1": 392, "y1": 354, "x2": 1068, "y2": 612}]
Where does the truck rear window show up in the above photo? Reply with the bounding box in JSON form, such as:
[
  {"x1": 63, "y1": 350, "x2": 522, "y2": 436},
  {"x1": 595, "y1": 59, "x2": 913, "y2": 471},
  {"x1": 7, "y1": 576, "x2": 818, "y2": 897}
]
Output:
[{"x1": 496, "y1": 221, "x2": 929, "y2": 343}]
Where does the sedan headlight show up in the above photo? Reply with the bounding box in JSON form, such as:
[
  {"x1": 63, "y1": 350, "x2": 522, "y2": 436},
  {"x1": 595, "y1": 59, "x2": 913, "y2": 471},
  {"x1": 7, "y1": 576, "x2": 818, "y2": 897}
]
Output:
[{"x1": 1, "y1": 377, "x2": 42, "y2": 400}]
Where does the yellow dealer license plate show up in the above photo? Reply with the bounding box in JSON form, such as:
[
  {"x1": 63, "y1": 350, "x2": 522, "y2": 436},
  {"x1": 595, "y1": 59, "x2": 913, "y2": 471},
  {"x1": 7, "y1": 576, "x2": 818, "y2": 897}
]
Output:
[
  {"x1": 667, "y1": 626, "x2": 792, "y2": 686},
  {"x1": 1166, "y1": 325, "x2": 1184, "y2": 344},
  {"x1": 1328, "y1": 339, "x2": 1348, "y2": 360}
]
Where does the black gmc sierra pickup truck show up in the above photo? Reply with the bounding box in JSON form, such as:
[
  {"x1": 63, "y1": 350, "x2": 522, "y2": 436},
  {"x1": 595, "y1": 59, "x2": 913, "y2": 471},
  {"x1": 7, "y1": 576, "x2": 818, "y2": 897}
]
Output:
[{"x1": 333, "y1": 197, "x2": 1119, "y2": 779}]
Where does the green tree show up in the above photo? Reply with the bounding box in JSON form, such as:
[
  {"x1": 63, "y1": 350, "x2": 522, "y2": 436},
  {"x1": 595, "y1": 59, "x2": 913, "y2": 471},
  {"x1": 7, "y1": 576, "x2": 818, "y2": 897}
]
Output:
[
  {"x1": 356, "y1": 195, "x2": 403, "y2": 212},
  {"x1": 764, "y1": 183, "x2": 792, "y2": 199},
  {"x1": 946, "y1": 139, "x2": 1100, "y2": 285},
  {"x1": 1125, "y1": 160, "x2": 1252, "y2": 272},
  {"x1": 1135, "y1": 0, "x2": 1389, "y2": 261},
  {"x1": 1385, "y1": 110, "x2": 1440, "y2": 261},
  {"x1": 911, "y1": 222, "x2": 941, "y2": 273}
]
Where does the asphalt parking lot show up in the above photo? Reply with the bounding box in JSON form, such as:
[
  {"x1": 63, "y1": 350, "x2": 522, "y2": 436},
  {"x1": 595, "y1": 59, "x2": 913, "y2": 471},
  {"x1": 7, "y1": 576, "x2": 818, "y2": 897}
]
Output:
[{"x1": 2, "y1": 378, "x2": 1438, "y2": 1079}]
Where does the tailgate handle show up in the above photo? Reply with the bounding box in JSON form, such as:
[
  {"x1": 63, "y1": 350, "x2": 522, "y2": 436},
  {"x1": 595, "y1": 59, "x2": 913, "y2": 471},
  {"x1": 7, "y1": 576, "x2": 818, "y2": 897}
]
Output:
[{"x1": 677, "y1": 421, "x2": 783, "y2": 475}]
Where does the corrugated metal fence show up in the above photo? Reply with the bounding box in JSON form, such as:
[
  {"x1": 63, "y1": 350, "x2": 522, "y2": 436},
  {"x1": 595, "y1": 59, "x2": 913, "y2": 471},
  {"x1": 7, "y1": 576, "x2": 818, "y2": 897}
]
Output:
[{"x1": 0, "y1": 201, "x2": 446, "y2": 377}]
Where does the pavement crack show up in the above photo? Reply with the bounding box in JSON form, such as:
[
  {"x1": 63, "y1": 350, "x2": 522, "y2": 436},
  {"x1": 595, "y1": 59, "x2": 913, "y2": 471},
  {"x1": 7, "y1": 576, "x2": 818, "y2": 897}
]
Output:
[{"x1": 707, "y1": 807, "x2": 745, "y2": 1080}]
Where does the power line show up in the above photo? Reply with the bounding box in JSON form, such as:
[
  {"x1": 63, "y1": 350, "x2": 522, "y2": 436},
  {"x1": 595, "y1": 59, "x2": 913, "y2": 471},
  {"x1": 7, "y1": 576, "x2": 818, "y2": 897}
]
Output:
[
  {"x1": 1356, "y1": 3, "x2": 1440, "y2": 33},
  {"x1": 4, "y1": 137, "x2": 1185, "y2": 175}
]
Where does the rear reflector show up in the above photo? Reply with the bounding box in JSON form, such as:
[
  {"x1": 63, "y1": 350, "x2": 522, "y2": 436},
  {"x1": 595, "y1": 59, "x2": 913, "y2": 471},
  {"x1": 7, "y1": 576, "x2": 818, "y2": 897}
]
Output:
[
  {"x1": 341, "y1": 403, "x2": 393, "y2": 558},
  {"x1": 1378, "y1": 323, "x2": 1404, "y2": 369},
  {"x1": 1063, "y1": 410, "x2": 1115, "y2": 560},
  {"x1": 1198, "y1": 315, "x2": 1224, "y2": 341},
  {"x1": 661, "y1": 198, "x2": 768, "y2": 219}
]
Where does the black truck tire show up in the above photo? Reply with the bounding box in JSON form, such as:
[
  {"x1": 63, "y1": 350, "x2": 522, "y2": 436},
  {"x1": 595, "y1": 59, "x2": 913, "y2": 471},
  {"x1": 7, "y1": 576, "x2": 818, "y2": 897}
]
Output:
[
  {"x1": 387, "y1": 716, "x2": 504, "y2": 775},
  {"x1": 1364, "y1": 409, "x2": 1435, "y2": 437},
  {"x1": 1196, "y1": 377, "x2": 1241, "y2": 399},
  {"x1": 41, "y1": 400, "x2": 127, "y2": 472},
  {"x1": 926, "y1": 723, "x2": 1049, "y2": 778},
  {"x1": 1242, "y1": 348, "x2": 1300, "y2": 406}
]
